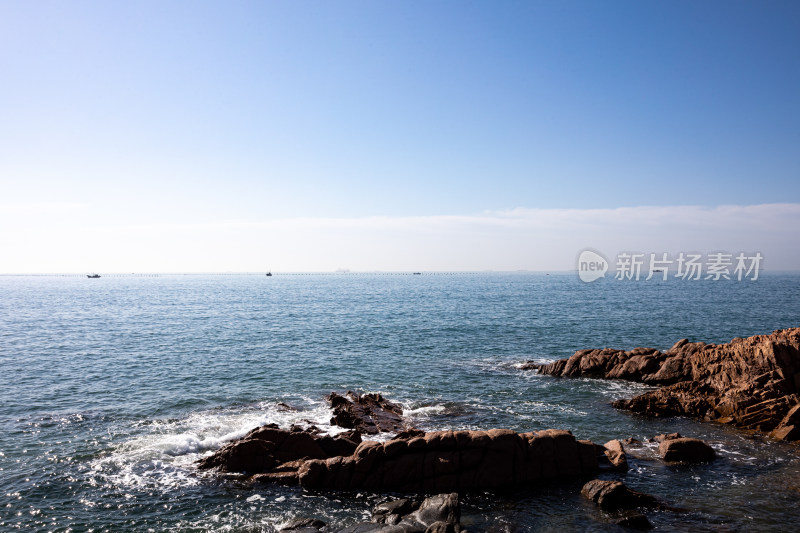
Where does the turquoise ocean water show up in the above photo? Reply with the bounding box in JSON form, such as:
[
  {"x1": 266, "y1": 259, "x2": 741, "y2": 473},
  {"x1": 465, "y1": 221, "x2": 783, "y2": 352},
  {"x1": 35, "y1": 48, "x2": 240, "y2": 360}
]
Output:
[{"x1": 1, "y1": 272, "x2": 799, "y2": 531}]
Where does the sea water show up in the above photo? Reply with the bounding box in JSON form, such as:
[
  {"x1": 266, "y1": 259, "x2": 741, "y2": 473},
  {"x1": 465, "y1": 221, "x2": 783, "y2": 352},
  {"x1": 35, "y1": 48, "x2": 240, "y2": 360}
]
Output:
[{"x1": 1, "y1": 272, "x2": 799, "y2": 532}]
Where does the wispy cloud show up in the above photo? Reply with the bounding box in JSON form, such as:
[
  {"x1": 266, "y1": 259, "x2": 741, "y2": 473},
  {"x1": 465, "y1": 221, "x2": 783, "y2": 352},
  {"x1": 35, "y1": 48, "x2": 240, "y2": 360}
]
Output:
[
  {"x1": 1, "y1": 204, "x2": 798, "y2": 273},
  {"x1": 0, "y1": 202, "x2": 89, "y2": 215},
  {"x1": 80, "y1": 202, "x2": 800, "y2": 232}
]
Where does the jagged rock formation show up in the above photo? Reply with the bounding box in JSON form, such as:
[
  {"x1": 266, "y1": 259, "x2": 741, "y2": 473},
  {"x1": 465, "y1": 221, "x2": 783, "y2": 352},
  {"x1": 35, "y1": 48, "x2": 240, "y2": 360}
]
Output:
[
  {"x1": 328, "y1": 391, "x2": 407, "y2": 434},
  {"x1": 529, "y1": 328, "x2": 800, "y2": 441}
]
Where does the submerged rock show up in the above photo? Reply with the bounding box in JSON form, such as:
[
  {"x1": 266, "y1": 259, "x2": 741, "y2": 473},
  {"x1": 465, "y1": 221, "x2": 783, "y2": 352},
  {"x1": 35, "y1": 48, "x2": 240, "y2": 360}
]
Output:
[
  {"x1": 279, "y1": 517, "x2": 327, "y2": 531},
  {"x1": 530, "y1": 328, "x2": 800, "y2": 441},
  {"x1": 581, "y1": 479, "x2": 660, "y2": 511},
  {"x1": 400, "y1": 493, "x2": 460, "y2": 531},
  {"x1": 295, "y1": 493, "x2": 464, "y2": 533},
  {"x1": 372, "y1": 498, "x2": 418, "y2": 524},
  {"x1": 612, "y1": 511, "x2": 653, "y2": 530},
  {"x1": 328, "y1": 391, "x2": 406, "y2": 434},
  {"x1": 658, "y1": 437, "x2": 716, "y2": 463}
]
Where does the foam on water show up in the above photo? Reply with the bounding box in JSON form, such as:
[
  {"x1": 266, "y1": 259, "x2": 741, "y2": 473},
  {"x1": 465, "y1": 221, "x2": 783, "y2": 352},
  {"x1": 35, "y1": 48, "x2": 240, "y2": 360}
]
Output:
[
  {"x1": 511, "y1": 358, "x2": 551, "y2": 369},
  {"x1": 88, "y1": 397, "x2": 347, "y2": 492},
  {"x1": 594, "y1": 377, "x2": 656, "y2": 398},
  {"x1": 404, "y1": 404, "x2": 447, "y2": 418}
]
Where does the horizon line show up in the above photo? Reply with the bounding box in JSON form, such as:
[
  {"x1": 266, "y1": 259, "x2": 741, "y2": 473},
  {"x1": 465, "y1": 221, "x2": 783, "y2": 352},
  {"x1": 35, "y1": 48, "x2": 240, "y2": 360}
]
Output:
[{"x1": 2, "y1": 269, "x2": 799, "y2": 277}]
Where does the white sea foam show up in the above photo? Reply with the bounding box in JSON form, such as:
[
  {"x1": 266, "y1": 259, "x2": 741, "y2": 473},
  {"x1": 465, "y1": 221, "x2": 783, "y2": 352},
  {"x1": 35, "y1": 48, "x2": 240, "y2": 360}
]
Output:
[
  {"x1": 512, "y1": 358, "x2": 551, "y2": 369},
  {"x1": 88, "y1": 397, "x2": 348, "y2": 492},
  {"x1": 464, "y1": 357, "x2": 545, "y2": 374},
  {"x1": 404, "y1": 404, "x2": 447, "y2": 417},
  {"x1": 595, "y1": 378, "x2": 655, "y2": 398}
]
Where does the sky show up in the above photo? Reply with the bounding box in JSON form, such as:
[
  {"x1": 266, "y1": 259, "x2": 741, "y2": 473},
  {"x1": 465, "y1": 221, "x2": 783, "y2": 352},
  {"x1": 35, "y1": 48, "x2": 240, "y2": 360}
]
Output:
[{"x1": 1, "y1": 1, "x2": 799, "y2": 272}]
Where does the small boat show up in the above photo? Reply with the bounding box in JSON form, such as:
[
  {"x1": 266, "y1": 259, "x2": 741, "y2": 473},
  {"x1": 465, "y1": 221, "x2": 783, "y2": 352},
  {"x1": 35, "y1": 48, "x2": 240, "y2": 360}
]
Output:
[
  {"x1": 87, "y1": 274, "x2": 101, "y2": 279},
  {"x1": 412, "y1": 272, "x2": 421, "y2": 275},
  {"x1": 266, "y1": 271, "x2": 272, "y2": 277}
]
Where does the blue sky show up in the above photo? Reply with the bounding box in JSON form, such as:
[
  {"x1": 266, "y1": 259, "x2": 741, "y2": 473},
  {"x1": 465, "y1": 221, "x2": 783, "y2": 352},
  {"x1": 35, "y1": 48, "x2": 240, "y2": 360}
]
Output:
[{"x1": 1, "y1": 1, "x2": 799, "y2": 272}]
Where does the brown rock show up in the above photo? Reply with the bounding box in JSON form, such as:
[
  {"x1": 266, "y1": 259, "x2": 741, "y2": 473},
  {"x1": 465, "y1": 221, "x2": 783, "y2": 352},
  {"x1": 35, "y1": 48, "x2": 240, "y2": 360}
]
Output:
[
  {"x1": 603, "y1": 439, "x2": 628, "y2": 471},
  {"x1": 581, "y1": 479, "x2": 660, "y2": 511},
  {"x1": 196, "y1": 438, "x2": 276, "y2": 473},
  {"x1": 535, "y1": 346, "x2": 677, "y2": 383},
  {"x1": 298, "y1": 428, "x2": 600, "y2": 492},
  {"x1": 196, "y1": 425, "x2": 360, "y2": 474},
  {"x1": 577, "y1": 439, "x2": 600, "y2": 473},
  {"x1": 651, "y1": 432, "x2": 682, "y2": 443},
  {"x1": 770, "y1": 404, "x2": 800, "y2": 441},
  {"x1": 770, "y1": 424, "x2": 800, "y2": 441},
  {"x1": 612, "y1": 381, "x2": 716, "y2": 419},
  {"x1": 393, "y1": 427, "x2": 426, "y2": 440},
  {"x1": 645, "y1": 354, "x2": 689, "y2": 384},
  {"x1": 658, "y1": 437, "x2": 716, "y2": 463},
  {"x1": 327, "y1": 391, "x2": 406, "y2": 434},
  {"x1": 670, "y1": 338, "x2": 689, "y2": 351},
  {"x1": 252, "y1": 471, "x2": 299, "y2": 484},
  {"x1": 535, "y1": 328, "x2": 800, "y2": 441}
]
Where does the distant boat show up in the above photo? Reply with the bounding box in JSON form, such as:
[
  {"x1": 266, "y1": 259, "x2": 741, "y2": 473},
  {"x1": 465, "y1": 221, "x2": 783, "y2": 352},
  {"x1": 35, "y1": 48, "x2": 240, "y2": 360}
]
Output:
[
  {"x1": 87, "y1": 274, "x2": 101, "y2": 279},
  {"x1": 266, "y1": 271, "x2": 272, "y2": 277},
  {"x1": 412, "y1": 272, "x2": 422, "y2": 275}
]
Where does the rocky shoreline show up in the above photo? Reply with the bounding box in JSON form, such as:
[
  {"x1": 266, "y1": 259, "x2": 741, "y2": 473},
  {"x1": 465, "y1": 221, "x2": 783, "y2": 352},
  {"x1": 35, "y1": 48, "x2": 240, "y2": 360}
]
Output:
[
  {"x1": 194, "y1": 328, "x2": 799, "y2": 530},
  {"x1": 197, "y1": 421, "x2": 709, "y2": 530},
  {"x1": 198, "y1": 393, "x2": 630, "y2": 491},
  {"x1": 196, "y1": 390, "x2": 722, "y2": 530},
  {"x1": 528, "y1": 327, "x2": 800, "y2": 441}
]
